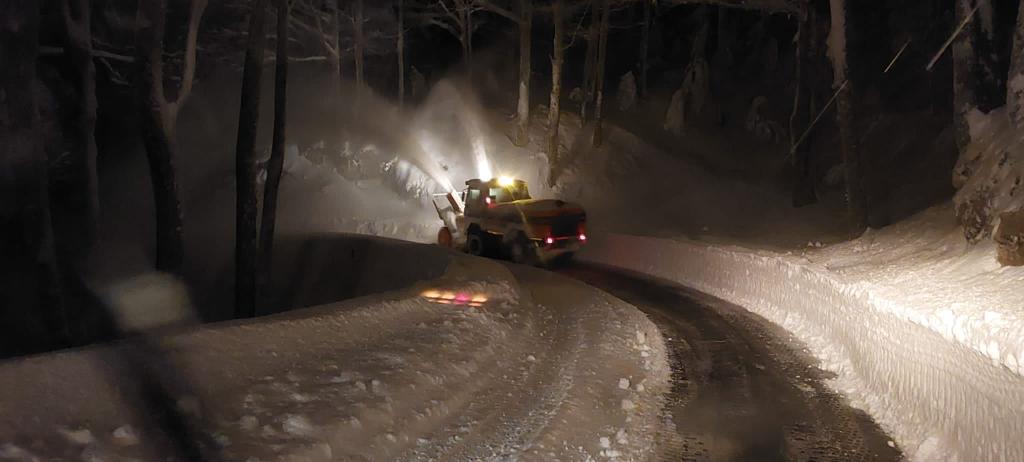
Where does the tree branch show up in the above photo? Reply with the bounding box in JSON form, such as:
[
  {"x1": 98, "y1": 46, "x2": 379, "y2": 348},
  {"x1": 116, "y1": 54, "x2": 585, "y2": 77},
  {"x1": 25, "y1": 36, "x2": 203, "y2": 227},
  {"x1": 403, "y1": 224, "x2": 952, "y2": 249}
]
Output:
[
  {"x1": 166, "y1": 0, "x2": 208, "y2": 128},
  {"x1": 661, "y1": 0, "x2": 803, "y2": 15},
  {"x1": 477, "y1": 0, "x2": 521, "y2": 23}
]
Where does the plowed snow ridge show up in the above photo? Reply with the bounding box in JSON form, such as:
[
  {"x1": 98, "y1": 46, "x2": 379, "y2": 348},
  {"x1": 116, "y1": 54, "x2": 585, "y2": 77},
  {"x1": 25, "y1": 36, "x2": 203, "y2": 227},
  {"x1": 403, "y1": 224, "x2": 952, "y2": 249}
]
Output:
[{"x1": 582, "y1": 206, "x2": 1024, "y2": 462}]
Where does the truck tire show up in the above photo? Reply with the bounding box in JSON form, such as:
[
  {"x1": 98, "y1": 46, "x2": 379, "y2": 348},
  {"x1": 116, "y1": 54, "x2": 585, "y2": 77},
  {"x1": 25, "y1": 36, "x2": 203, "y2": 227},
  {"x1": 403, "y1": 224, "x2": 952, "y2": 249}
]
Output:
[
  {"x1": 466, "y1": 229, "x2": 486, "y2": 256},
  {"x1": 508, "y1": 233, "x2": 535, "y2": 265},
  {"x1": 437, "y1": 227, "x2": 453, "y2": 248}
]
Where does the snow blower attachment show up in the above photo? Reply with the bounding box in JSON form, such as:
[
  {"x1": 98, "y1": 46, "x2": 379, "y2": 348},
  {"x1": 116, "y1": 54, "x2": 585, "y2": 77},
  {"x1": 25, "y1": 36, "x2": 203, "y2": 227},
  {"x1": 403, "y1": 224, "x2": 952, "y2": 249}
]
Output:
[{"x1": 433, "y1": 177, "x2": 587, "y2": 265}]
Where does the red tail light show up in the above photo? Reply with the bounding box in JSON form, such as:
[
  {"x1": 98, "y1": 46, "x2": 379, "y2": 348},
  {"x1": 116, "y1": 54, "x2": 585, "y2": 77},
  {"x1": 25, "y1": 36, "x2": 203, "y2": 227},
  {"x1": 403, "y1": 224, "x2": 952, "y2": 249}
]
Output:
[
  {"x1": 579, "y1": 234, "x2": 587, "y2": 241},
  {"x1": 545, "y1": 237, "x2": 554, "y2": 245}
]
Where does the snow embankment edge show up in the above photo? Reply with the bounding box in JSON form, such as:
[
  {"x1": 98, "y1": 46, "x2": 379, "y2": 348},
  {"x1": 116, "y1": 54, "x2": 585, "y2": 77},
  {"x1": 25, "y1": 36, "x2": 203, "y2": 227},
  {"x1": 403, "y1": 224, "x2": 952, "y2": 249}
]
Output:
[{"x1": 581, "y1": 233, "x2": 1024, "y2": 462}]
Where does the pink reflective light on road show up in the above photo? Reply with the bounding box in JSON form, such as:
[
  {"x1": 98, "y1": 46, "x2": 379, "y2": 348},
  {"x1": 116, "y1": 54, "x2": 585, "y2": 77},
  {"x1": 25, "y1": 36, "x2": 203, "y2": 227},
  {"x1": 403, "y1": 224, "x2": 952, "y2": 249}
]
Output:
[{"x1": 421, "y1": 289, "x2": 489, "y2": 307}]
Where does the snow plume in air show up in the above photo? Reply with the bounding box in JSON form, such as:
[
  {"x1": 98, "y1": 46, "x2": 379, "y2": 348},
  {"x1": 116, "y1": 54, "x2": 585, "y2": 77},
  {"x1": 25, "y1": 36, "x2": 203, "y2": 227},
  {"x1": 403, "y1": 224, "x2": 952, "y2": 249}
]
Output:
[
  {"x1": 414, "y1": 79, "x2": 497, "y2": 184},
  {"x1": 413, "y1": 130, "x2": 456, "y2": 192},
  {"x1": 471, "y1": 136, "x2": 493, "y2": 180}
]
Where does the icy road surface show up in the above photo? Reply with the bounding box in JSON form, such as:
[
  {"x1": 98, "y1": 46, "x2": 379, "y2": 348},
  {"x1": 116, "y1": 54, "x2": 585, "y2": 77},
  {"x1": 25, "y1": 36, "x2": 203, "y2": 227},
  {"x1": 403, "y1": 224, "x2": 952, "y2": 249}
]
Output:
[{"x1": 560, "y1": 264, "x2": 903, "y2": 462}]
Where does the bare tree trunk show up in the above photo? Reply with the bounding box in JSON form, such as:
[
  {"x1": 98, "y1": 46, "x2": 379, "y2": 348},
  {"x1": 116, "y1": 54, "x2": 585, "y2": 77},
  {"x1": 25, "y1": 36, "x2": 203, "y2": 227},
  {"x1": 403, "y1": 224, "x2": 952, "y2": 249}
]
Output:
[
  {"x1": 717, "y1": 6, "x2": 733, "y2": 67},
  {"x1": 547, "y1": 0, "x2": 565, "y2": 186},
  {"x1": 581, "y1": 5, "x2": 599, "y2": 121},
  {"x1": 1009, "y1": 0, "x2": 1024, "y2": 127},
  {"x1": 61, "y1": 0, "x2": 99, "y2": 248},
  {"x1": 461, "y1": 5, "x2": 475, "y2": 78},
  {"x1": 790, "y1": 10, "x2": 816, "y2": 207},
  {"x1": 1, "y1": 0, "x2": 69, "y2": 350},
  {"x1": 514, "y1": 0, "x2": 533, "y2": 146},
  {"x1": 467, "y1": 8, "x2": 474, "y2": 67},
  {"x1": 953, "y1": 0, "x2": 978, "y2": 151},
  {"x1": 592, "y1": 0, "x2": 610, "y2": 147},
  {"x1": 827, "y1": 0, "x2": 866, "y2": 231},
  {"x1": 353, "y1": 0, "x2": 365, "y2": 91},
  {"x1": 398, "y1": 0, "x2": 406, "y2": 108},
  {"x1": 135, "y1": 0, "x2": 183, "y2": 274},
  {"x1": 260, "y1": 0, "x2": 289, "y2": 295},
  {"x1": 331, "y1": 0, "x2": 343, "y2": 93},
  {"x1": 235, "y1": 0, "x2": 270, "y2": 319},
  {"x1": 639, "y1": 0, "x2": 651, "y2": 100},
  {"x1": 134, "y1": 0, "x2": 206, "y2": 275}
]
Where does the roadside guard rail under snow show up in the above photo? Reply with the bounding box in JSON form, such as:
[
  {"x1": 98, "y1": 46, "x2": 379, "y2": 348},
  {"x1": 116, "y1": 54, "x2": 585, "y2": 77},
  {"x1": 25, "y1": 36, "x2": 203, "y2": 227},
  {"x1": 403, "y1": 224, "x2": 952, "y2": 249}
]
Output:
[{"x1": 582, "y1": 233, "x2": 1024, "y2": 461}]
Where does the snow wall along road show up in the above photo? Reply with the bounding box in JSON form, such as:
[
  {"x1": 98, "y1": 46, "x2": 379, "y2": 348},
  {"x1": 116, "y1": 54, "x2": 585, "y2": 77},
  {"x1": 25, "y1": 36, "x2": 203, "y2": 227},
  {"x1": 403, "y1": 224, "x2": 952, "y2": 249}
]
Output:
[
  {"x1": 582, "y1": 233, "x2": 1024, "y2": 461},
  {"x1": 0, "y1": 235, "x2": 670, "y2": 461}
]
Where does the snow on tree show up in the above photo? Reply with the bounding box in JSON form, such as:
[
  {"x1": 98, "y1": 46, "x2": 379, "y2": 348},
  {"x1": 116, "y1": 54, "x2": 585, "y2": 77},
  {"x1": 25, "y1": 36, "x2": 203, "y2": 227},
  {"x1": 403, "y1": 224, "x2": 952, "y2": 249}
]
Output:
[
  {"x1": 953, "y1": 108, "x2": 1024, "y2": 266},
  {"x1": 744, "y1": 96, "x2": 783, "y2": 144},
  {"x1": 1009, "y1": 0, "x2": 1024, "y2": 128},
  {"x1": 570, "y1": 87, "x2": 584, "y2": 104},
  {"x1": 617, "y1": 71, "x2": 637, "y2": 111},
  {"x1": 663, "y1": 87, "x2": 686, "y2": 136},
  {"x1": 662, "y1": 57, "x2": 708, "y2": 136}
]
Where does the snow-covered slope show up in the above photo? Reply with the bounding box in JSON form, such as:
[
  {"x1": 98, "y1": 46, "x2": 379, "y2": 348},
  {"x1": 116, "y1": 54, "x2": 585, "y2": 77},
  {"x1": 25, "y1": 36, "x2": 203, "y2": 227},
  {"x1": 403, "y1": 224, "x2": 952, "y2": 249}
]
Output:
[
  {"x1": 953, "y1": 107, "x2": 1024, "y2": 265},
  {"x1": 581, "y1": 205, "x2": 1024, "y2": 461},
  {"x1": 0, "y1": 241, "x2": 669, "y2": 461}
]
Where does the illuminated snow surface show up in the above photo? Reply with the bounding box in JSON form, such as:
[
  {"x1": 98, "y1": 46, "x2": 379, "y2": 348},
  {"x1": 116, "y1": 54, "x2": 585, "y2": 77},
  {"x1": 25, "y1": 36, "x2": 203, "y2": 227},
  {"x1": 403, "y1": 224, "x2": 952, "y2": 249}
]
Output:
[
  {"x1": 582, "y1": 206, "x2": 1024, "y2": 461},
  {"x1": 464, "y1": 101, "x2": 1024, "y2": 460},
  {"x1": 0, "y1": 254, "x2": 670, "y2": 460}
]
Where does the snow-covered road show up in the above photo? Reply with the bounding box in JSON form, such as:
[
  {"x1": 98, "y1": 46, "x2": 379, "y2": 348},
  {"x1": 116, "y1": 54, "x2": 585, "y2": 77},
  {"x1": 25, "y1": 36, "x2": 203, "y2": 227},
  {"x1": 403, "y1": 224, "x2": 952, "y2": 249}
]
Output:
[
  {"x1": 0, "y1": 239, "x2": 669, "y2": 461},
  {"x1": 561, "y1": 264, "x2": 902, "y2": 461}
]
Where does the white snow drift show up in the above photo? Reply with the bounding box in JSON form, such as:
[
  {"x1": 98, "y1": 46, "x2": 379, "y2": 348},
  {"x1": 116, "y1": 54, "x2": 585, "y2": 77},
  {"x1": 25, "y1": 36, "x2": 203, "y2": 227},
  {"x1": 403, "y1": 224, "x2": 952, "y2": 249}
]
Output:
[
  {"x1": 0, "y1": 242, "x2": 669, "y2": 461},
  {"x1": 582, "y1": 205, "x2": 1024, "y2": 461}
]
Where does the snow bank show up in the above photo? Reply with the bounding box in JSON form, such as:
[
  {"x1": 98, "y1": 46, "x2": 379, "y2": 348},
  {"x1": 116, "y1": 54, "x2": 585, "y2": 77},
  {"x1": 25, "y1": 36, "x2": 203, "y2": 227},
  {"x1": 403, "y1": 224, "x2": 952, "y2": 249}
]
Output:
[
  {"x1": 582, "y1": 205, "x2": 1024, "y2": 461},
  {"x1": 0, "y1": 242, "x2": 669, "y2": 461}
]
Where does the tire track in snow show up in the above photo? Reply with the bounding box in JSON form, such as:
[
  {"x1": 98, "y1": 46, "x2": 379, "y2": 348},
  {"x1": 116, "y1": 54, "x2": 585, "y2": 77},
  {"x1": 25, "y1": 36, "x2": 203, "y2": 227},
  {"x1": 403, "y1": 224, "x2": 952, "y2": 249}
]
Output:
[{"x1": 562, "y1": 263, "x2": 903, "y2": 461}]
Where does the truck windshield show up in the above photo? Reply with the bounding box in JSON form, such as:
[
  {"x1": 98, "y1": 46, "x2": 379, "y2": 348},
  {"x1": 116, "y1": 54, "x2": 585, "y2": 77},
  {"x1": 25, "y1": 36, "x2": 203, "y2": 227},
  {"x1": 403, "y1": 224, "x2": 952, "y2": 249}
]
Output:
[{"x1": 489, "y1": 184, "x2": 531, "y2": 202}]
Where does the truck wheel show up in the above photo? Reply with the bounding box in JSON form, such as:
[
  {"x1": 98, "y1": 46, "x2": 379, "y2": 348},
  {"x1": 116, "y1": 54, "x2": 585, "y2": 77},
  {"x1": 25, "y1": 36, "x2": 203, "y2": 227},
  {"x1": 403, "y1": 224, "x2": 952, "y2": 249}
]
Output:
[
  {"x1": 508, "y1": 233, "x2": 534, "y2": 264},
  {"x1": 437, "y1": 227, "x2": 453, "y2": 248},
  {"x1": 466, "y1": 230, "x2": 486, "y2": 256}
]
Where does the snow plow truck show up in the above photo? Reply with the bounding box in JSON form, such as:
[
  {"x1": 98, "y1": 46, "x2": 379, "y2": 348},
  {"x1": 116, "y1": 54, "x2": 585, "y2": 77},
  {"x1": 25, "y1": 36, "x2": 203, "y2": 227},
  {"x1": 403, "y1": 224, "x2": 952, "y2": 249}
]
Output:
[{"x1": 432, "y1": 177, "x2": 587, "y2": 265}]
